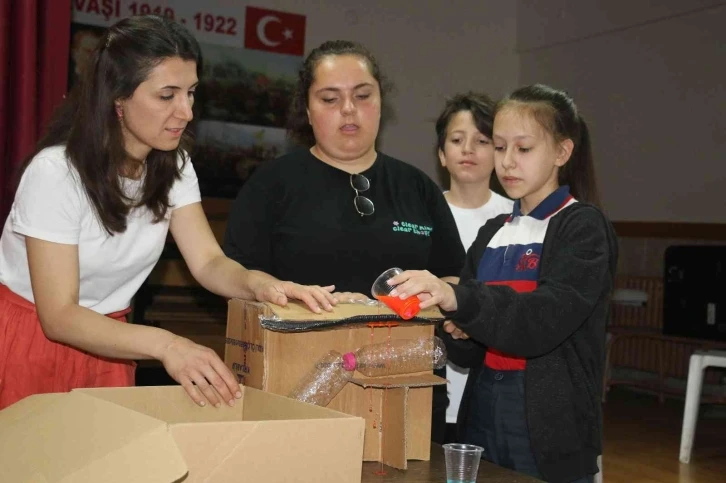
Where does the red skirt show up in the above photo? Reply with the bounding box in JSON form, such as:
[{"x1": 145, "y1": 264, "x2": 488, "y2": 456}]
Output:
[{"x1": 0, "y1": 284, "x2": 135, "y2": 410}]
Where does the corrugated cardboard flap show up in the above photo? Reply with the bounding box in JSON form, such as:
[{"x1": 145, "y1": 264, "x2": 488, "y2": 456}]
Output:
[
  {"x1": 167, "y1": 387, "x2": 365, "y2": 483},
  {"x1": 0, "y1": 392, "x2": 187, "y2": 483},
  {"x1": 258, "y1": 300, "x2": 445, "y2": 332},
  {"x1": 171, "y1": 418, "x2": 364, "y2": 483},
  {"x1": 349, "y1": 373, "x2": 447, "y2": 388},
  {"x1": 0, "y1": 393, "x2": 62, "y2": 427},
  {"x1": 73, "y1": 384, "x2": 245, "y2": 424}
]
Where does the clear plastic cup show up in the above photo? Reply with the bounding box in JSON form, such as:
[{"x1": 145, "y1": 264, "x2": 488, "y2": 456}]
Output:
[
  {"x1": 443, "y1": 443, "x2": 484, "y2": 483},
  {"x1": 371, "y1": 267, "x2": 420, "y2": 320}
]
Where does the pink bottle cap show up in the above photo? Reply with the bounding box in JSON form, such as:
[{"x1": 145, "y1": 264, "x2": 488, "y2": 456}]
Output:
[{"x1": 342, "y1": 352, "x2": 357, "y2": 371}]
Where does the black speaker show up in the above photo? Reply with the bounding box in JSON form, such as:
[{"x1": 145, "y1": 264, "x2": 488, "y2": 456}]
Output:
[{"x1": 663, "y1": 245, "x2": 726, "y2": 341}]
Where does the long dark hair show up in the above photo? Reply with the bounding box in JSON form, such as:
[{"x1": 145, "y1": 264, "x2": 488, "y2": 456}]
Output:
[
  {"x1": 495, "y1": 84, "x2": 600, "y2": 207},
  {"x1": 286, "y1": 40, "x2": 391, "y2": 147},
  {"x1": 19, "y1": 15, "x2": 201, "y2": 234}
]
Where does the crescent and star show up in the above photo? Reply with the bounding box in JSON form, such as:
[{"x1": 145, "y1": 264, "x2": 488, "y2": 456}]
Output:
[{"x1": 257, "y1": 15, "x2": 294, "y2": 47}]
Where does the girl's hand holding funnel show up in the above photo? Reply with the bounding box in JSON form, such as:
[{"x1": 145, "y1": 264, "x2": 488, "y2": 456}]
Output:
[
  {"x1": 384, "y1": 269, "x2": 459, "y2": 313},
  {"x1": 371, "y1": 267, "x2": 421, "y2": 320}
]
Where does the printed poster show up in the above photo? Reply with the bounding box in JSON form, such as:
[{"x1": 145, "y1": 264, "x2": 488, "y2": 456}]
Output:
[{"x1": 71, "y1": 0, "x2": 307, "y2": 198}]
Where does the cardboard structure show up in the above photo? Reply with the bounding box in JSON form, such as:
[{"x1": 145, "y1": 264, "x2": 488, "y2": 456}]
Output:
[
  {"x1": 224, "y1": 299, "x2": 447, "y2": 469},
  {"x1": 0, "y1": 385, "x2": 364, "y2": 482}
]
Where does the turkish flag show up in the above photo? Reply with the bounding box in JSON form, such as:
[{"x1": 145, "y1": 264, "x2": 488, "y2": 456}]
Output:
[{"x1": 244, "y1": 6, "x2": 306, "y2": 56}]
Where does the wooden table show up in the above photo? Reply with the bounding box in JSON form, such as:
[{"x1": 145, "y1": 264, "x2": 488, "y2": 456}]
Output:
[{"x1": 361, "y1": 444, "x2": 542, "y2": 482}]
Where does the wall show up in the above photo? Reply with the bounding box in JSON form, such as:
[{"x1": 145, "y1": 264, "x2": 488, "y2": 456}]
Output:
[{"x1": 517, "y1": 0, "x2": 726, "y2": 223}]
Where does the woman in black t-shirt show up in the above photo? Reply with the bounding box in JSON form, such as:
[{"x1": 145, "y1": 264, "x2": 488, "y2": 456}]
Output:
[
  {"x1": 223, "y1": 41, "x2": 464, "y2": 444},
  {"x1": 223, "y1": 40, "x2": 464, "y2": 299}
]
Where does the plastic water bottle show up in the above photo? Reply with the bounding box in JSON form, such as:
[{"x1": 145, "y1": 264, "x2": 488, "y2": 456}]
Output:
[
  {"x1": 287, "y1": 350, "x2": 353, "y2": 406},
  {"x1": 342, "y1": 337, "x2": 447, "y2": 377}
]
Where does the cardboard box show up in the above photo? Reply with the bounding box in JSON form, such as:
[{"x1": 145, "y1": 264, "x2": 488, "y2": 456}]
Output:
[
  {"x1": 224, "y1": 299, "x2": 447, "y2": 469},
  {"x1": 0, "y1": 384, "x2": 364, "y2": 482}
]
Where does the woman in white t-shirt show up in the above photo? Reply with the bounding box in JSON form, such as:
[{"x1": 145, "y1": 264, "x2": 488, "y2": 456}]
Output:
[
  {"x1": 434, "y1": 92, "x2": 513, "y2": 441},
  {"x1": 0, "y1": 15, "x2": 336, "y2": 411}
]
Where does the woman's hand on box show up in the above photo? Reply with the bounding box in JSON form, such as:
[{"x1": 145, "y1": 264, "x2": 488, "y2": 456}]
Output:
[
  {"x1": 159, "y1": 335, "x2": 242, "y2": 408},
  {"x1": 387, "y1": 270, "x2": 458, "y2": 312},
  {"x1": 255, "y1": 281, "x2": 337, "y2": 314},
  {"x1": 332, "y1": 292, "x2": 371, "y2": 304}
]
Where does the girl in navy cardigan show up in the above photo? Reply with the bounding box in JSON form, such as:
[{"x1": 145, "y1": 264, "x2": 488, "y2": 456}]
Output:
[{"x1": 389, "y1": 84, "x2": 618, "y2": 483}]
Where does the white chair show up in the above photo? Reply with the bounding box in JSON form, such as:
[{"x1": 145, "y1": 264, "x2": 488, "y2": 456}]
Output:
[
  {"x1": 595, "y1": 454, "x2": 603, "y2": 483},
  {"x1": 679, "y1": 349, "x2": 726, "y2": 463},
  {"x1": 611, "y1": 288, "x2": 649, "y2": 308}
]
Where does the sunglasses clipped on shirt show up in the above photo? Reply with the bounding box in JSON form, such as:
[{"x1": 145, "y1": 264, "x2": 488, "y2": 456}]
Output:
[{"x1": 350, "y1": 173, "x2": 374, "y2": 216}]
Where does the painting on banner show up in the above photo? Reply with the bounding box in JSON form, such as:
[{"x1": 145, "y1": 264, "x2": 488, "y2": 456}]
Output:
[{"x1": 70, "y1": 1, "x2": 307, "y2": 198}]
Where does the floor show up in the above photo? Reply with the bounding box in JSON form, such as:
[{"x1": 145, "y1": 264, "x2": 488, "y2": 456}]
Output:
[{"x1": 602, "y1": 387, "x2": 726, "y2": 483}]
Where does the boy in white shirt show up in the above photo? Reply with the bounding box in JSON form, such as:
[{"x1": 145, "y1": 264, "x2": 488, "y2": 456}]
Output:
[{"x1": 434, "y1": 92, "x2": 513, "y2": 442}]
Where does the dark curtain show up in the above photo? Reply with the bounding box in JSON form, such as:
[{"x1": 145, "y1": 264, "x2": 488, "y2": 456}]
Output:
[{"x1": 0, "y1": 0, "x2": 72, "y2": 224}]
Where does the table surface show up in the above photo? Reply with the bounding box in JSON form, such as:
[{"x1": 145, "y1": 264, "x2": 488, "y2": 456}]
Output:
[{"x1": 361, "y1": 444, "x2": 542, "y2": 482}]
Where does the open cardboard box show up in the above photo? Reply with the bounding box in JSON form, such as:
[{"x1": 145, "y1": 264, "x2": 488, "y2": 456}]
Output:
[
  {"x1": 0, "y1": 384, "x2": 364, "y2": 483},
  {"x1": 225, "y1": 299, "x2": 447, "y2": 469}
]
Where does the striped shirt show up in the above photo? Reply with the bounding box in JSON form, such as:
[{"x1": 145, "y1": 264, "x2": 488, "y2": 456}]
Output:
[{"x1": 475, "y1": 186, "x2": 577, "y2": 370}]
